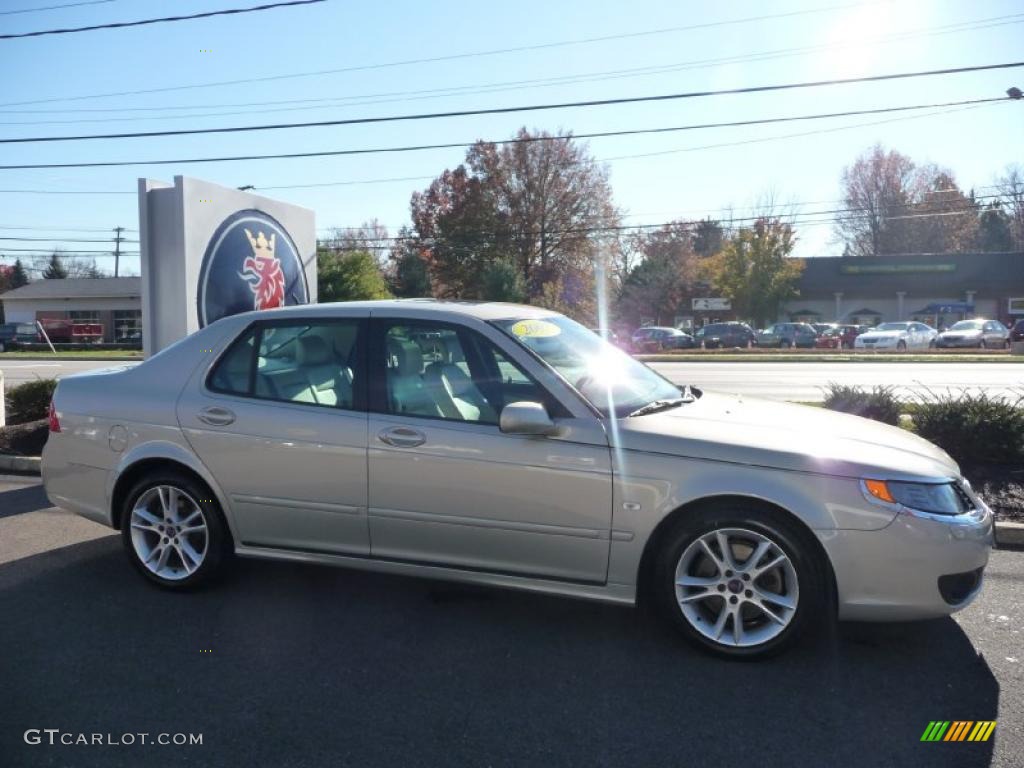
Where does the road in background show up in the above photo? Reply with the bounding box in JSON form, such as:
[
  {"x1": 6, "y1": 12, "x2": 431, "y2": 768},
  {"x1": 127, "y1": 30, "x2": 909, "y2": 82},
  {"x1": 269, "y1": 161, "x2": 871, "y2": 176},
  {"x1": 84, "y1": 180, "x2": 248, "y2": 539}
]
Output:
[
  {"x1": 651, "y1": 361, "x2": 1024, "y2": 401},
  {"x1": 1, "y1": 358, "x2": 1022, "y2": 401}
]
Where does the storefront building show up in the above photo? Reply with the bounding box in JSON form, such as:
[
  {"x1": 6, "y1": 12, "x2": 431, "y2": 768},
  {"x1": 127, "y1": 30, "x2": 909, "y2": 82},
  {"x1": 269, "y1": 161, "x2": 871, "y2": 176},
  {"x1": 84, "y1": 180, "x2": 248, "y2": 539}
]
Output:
[
  {"x1": 0, "y1": 277, "x2": 142, "y2": 342},
  {"x1": 781, "y1": 252, "x2": 1024, "y2": 329}
]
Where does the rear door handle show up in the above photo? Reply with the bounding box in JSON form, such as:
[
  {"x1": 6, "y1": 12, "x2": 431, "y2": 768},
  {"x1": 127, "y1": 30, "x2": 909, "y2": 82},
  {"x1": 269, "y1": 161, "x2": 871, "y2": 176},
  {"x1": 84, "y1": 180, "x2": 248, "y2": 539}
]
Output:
[
  {"x1": 197, "y1": 406, "x2": 236, "y2": 426},
  {"x1": 378, "y1": 426, "x2": 426, "y2": 448}
]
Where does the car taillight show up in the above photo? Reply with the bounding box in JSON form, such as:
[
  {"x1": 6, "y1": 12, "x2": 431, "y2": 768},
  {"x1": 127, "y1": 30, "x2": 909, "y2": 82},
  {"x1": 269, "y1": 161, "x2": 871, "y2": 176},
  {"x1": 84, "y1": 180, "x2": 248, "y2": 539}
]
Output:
[{"x1": 48, "y1": 400, "x2": 61, "y2": 433}]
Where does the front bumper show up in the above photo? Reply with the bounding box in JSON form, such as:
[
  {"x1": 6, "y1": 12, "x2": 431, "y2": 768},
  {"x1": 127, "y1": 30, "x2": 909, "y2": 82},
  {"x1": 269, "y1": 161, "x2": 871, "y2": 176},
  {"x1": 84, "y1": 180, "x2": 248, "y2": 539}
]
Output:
[
  {"x1": 818, "y1": 501, "x2": 993, "y2": 621},
  {"x1": 855, "y1": 338, "x2": 899, "y2": 350}
]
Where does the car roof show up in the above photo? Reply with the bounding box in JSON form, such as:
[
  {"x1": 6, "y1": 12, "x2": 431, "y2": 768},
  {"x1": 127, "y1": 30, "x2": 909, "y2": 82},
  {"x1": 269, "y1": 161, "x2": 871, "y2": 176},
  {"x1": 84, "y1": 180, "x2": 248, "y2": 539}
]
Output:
[{"x1": 240, "y1": 299, "x2": 560, "y2": 323}]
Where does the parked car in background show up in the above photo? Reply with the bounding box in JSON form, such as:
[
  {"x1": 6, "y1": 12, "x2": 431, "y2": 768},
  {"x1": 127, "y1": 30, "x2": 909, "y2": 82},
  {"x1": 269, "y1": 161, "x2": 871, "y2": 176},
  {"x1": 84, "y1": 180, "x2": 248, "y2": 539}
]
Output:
[
  {"x1": 1011, "y1": 319, "x2": 1024, "y2": 342},
  {"x1": 814, "y1": 324, "x2": 862, "y2": 350},
  {"x1": 631, "y1": 326, "x2": 695, "y2": 352},
  {"x1": 936, "y1": 319, "x2": 1010, "y2": 349},
  {"x1": 811, "y1": 323, "x2": 833, "y2": 335},
  {"x1": 692, "y1": 322, "x2": 758, "y2": 349},
  {"x1": 42, "y1": 300, "x2": 993, "y2": 659},
  {"x1": 0, "y1": 322, "x2": 39, "y2": 352},
  {"x1": 854, "y1": 321, "x2": 937, "y2": 351},
  {"x1": 757, "y1": 322, "x2": 817, "y2": 348}
]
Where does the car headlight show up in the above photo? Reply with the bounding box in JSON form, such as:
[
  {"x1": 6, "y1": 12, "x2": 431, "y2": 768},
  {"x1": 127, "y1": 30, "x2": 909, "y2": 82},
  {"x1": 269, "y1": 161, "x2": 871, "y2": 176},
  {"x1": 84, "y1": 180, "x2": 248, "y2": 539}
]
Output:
[{"x1": 862, "y1": 479, "x2": 972, "y2": 515}]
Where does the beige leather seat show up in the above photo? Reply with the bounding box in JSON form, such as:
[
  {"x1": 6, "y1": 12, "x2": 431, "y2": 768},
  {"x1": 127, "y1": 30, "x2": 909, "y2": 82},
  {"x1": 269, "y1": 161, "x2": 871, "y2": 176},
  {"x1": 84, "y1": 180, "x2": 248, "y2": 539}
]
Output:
[
  {"x1": 387, "y1": 338, "x2": 441, "y2": 417},
  {"x1": 295, "y1": 335, "x2": 353, "y2": 407},
  {"x1": 424, "y1": 362, "x2": 497, "y2": 422}
]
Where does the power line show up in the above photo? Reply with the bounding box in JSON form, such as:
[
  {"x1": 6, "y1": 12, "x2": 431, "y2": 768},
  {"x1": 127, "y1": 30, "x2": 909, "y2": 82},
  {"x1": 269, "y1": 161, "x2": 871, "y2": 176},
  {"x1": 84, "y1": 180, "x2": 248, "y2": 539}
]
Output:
[
  {"x1": 4, "y1": 13, "x2": 1021, "y2": 124},
  {"x1": 0, "y1": 223, "x2": 137, "y2": 231},
  {"x1": 4, "y1": 63, "x2": 1021, "y2": 145},
  {"x1": 0, "y1": 1, "x2": 891, "y2": 105},
  {"x1": 0, "y1": 94, "x2": 1013, "y2": 171},
  {"x1": 0, "y1": 0, "x2": 114, "y2": 16},
  {"x1": 0, "y1": 235, "x2": 139, "y2": 242},
  {"x1": 0, "y1": 247, "x2": 139, "y2": 254},
  {"x1": 0, "y1": 0, "x2": 324, "y2": 40}
]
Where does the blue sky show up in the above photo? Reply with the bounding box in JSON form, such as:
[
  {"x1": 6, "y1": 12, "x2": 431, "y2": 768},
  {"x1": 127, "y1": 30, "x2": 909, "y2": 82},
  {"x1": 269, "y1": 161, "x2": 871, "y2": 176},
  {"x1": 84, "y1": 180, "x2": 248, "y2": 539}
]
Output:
[{"x1": 1, "y1": 0, "x2": 1022, "y2": 276}]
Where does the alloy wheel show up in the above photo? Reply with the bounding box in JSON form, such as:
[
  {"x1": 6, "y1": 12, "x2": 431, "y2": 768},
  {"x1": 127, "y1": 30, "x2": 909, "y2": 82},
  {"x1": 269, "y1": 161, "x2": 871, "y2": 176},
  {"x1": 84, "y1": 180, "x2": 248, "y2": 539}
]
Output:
[
  {"x1": 674, "y1": 527, "x2": 799, "y2": 648},
  {"x1": 129, "y1": 485, "x2": 209, "y2": 581}
]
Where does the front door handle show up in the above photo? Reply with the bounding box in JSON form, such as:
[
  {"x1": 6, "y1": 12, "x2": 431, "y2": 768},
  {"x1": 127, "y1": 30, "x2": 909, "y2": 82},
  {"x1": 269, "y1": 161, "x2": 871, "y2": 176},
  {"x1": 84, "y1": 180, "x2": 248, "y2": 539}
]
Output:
[
  {"x1": 378, "y1": 426, "x2": 426, "y2": 448},
  {"x1": 197, "y1": 406, "x2": 236, "y2": 427}
]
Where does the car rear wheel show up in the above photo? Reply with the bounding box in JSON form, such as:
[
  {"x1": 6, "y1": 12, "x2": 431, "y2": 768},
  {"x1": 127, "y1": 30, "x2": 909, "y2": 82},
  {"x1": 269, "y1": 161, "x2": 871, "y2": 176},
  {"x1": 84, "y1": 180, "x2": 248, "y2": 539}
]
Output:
[
  {"x1": 896, "y1": 340, "x2": 907, "y2": 352},
  {"x1": 979, "y1": 339, "x2": 987, "y2": 349},
  {"x1": 121, "y1": 471, "x2": 229, "y2": 589},
  {"x1": 655, "y1": 502, "x2": 827, "y2": 659},
  {"x1": 780, "y1": 339, "x2": 792, "y2": 349}
]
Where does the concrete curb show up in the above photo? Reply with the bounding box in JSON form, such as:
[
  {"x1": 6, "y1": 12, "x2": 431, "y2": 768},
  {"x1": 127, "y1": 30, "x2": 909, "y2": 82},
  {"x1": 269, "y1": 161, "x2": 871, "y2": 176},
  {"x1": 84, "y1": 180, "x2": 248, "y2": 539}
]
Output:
[
  {"x1": 0, "y1": 454, "x2": 41, "y2": 474},
  {"x1": 997, "y1": 521, "x2": 1024, "y2": 548}
]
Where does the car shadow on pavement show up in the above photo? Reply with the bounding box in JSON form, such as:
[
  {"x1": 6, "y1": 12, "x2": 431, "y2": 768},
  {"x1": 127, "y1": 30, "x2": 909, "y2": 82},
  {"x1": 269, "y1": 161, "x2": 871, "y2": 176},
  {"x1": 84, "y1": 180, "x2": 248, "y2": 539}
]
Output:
[
  {"x1": 0, "y1": 482, "x2": 50, "y2": 519},
  {"x1": 1, "y1": 539, "x2": 1000, "y2": 768}
]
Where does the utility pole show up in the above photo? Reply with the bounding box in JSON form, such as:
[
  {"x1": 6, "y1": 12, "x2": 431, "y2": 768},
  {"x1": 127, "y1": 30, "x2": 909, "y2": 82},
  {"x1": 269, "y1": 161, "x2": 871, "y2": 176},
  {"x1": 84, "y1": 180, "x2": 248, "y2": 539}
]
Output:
[{"x1": 112, "y1": 226, "x2": 124, "y2": 277}]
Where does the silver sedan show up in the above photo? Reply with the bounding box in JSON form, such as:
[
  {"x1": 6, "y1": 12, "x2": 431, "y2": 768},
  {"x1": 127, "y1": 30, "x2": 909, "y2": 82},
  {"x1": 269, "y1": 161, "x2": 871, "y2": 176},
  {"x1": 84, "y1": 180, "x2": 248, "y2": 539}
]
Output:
[{"x1": 42, "y1": 301, "x2": 993, "y2": 659}]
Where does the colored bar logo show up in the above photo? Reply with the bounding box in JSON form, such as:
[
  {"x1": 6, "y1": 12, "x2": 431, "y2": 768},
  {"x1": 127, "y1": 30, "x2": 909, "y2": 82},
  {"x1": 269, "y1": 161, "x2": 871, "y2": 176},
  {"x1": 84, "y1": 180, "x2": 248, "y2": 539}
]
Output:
[{"x1": 921, "y1": 721, "x2": 996, "y2": 742}]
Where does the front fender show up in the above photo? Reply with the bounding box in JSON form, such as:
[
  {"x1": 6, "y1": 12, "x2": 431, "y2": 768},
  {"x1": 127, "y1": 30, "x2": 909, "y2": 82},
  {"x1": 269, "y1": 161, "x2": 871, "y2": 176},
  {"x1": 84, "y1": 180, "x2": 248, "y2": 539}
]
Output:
[{"x1": 605, "y1": 452, "x2": 897, "y2": 590}]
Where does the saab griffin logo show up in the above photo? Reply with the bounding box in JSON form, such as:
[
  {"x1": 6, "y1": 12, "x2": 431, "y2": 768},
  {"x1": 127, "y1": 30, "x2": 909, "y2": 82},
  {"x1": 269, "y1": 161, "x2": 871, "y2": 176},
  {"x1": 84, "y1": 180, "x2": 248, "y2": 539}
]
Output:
[
  {"x1": 920, "y1": 721, "x2": 996, "y2": 742},
  {"x1": 197, "y1": 209, "x2": 309, "y2": 327}
]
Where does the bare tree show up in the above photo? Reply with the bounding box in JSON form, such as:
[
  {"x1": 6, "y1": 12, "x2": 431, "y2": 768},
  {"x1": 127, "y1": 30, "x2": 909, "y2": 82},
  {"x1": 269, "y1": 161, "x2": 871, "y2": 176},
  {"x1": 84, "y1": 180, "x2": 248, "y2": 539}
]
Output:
[
  {"x1": 834, "y1": 144, "x2": 922, "y2": 256},
  {"x1": 995, "y1": 164, "x2": 1024, "y2": 250}
]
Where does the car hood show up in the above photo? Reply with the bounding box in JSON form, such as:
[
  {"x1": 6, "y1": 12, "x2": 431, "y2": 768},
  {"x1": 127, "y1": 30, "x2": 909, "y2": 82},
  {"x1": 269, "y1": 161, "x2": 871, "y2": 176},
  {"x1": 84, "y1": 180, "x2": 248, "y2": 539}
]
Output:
[{"x1": 613, "y1": 391, "x2": 958, "y2": 481}]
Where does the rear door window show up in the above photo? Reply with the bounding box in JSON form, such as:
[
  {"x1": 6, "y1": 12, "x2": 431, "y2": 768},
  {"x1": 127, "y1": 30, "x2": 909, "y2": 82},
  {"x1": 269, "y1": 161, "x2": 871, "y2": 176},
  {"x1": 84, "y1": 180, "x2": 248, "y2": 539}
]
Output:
[{"x1": 208, "y1": 320, "x2": 365, "y2": 411}]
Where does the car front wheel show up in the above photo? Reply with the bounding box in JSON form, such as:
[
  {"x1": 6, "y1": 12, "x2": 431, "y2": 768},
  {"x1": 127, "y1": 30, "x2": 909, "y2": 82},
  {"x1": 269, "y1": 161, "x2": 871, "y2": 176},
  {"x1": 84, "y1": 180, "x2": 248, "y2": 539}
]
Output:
[
  {"x1": 655, "y1": 503, "x2": 827, "y2": 659},
  {"x1": 121, "y1": 471, "x2": 229, "y2": 589}
]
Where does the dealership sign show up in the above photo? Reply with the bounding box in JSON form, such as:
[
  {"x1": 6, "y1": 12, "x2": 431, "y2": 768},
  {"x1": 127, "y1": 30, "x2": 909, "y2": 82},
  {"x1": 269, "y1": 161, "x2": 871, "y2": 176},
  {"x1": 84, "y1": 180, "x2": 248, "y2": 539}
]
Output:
[
  {"x1": 138, "y1": 176, "x2": 316, "y2": 356},
  {"x1": 197, "y1": 210, "x2": 310, "y2": 327},
  {"x1": 692, "y1": 298, "x2": 731, "y2": 311}
]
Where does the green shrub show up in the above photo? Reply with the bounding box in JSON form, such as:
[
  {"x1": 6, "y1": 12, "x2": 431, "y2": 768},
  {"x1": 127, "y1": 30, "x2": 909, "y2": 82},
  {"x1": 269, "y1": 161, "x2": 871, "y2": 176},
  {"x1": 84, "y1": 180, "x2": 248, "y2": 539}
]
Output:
[
  {"x1": 822, "y1": 383, "x2": 901, "y2": 425},
  {"x1": 912, "y1": 390, "x2": 1024, "y2": 468},
  {"x1": 4, "y1": 378, "x2": 57, "y2": 425}
]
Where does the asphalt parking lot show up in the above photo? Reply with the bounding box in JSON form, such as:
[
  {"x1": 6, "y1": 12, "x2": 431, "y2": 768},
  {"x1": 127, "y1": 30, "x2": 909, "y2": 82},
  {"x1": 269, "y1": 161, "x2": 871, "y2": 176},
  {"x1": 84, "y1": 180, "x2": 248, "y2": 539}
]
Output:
[{"x1": 1, "y1": 473, "x2": 1022, "y2": 768}]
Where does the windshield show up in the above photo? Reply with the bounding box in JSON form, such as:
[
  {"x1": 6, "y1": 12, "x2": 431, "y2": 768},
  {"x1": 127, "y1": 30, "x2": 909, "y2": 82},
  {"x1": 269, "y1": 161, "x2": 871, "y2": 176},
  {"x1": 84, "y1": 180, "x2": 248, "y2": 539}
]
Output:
[
  {"x1": 874, "y1": 322, "x2": 910, "y2": 331},
  {"x1": 494, "y1": 316, "x2": 683, "y2": 418},
  {"x1": 949, "y1": 320, "x2": 983, "y2": 331}
]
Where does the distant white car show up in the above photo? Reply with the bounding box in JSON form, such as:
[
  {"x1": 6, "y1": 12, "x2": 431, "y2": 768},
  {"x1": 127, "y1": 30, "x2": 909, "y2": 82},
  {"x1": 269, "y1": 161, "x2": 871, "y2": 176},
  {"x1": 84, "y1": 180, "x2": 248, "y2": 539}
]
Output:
[{"x1": 854, "y1": 321, "x2": 937, "y2": 351}]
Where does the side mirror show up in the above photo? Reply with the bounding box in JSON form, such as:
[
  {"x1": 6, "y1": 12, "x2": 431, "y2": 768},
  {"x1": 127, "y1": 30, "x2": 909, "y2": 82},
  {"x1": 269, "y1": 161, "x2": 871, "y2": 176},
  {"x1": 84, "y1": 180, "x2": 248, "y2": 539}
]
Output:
[{"x1": 500, "y1": 401, "x2": 559, "y2": 436}]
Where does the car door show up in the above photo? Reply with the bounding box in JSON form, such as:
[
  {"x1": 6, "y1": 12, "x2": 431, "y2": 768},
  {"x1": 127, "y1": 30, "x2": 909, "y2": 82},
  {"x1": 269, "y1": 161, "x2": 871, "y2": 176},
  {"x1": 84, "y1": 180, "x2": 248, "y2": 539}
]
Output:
[
  {"x1": 365, "y1": 316, "x2": 613, "y2": 583},
  {"x1": 177, "y1": 315, "x2": 371, "y2": 556}
]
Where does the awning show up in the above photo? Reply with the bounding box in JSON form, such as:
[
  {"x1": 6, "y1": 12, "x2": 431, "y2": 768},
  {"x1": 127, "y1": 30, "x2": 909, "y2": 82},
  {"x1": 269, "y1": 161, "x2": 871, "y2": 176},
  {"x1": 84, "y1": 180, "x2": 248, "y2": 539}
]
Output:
[{"x1": 911, "y1": 302, "x2": 975, "y2": 314}]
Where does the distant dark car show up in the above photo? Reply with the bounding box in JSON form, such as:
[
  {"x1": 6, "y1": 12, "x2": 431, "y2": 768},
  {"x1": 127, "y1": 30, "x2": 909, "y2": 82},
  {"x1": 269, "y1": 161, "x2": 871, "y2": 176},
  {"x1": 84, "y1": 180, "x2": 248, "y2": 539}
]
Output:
[
  {"x1": 811, "y1": 323, "x2": 833, "y2": 335},
  {"x1": 630, "y1": 326, "x2": 694, "y2": 352},
  {"x1": 0, "y1": 322, "x2": 39, "y2": 352},
  {"x1": 936, "y1": 319, "x2": 1010, "y2": 349},
  {"x1": 693, "y1": 322, "x2": 758, "y2": 349},
  {"x1": 814, "y1": 324, "x2": 862, "y2": 349},
  {"x1": 757, "y1": 322, "x2": 818, "y2": 349},
  {"x1": 1010, "y1": 319, "x2": 1024, "y2": 342}
]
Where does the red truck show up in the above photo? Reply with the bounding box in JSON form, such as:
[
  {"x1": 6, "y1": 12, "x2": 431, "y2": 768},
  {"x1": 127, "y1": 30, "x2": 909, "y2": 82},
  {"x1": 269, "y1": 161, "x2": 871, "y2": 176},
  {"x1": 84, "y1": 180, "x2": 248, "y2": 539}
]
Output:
[{"x1": 37, "y1": 319, "x2": 103, "y2": 344}]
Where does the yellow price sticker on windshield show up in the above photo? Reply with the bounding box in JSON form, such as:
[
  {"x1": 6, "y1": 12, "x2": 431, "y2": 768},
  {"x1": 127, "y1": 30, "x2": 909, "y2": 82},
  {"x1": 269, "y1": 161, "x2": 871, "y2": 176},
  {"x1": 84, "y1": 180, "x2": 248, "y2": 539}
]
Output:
[{"x1": 511, "y1": 319, "x2": 561, "y2": 338}]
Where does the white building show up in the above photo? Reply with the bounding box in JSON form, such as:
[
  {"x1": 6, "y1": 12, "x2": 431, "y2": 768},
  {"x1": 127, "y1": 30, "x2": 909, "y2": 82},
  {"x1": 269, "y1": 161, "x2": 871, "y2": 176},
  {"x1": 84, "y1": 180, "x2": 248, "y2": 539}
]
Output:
[{"x1": 0, "y1": 277, "x2": 142, "y2": 342}]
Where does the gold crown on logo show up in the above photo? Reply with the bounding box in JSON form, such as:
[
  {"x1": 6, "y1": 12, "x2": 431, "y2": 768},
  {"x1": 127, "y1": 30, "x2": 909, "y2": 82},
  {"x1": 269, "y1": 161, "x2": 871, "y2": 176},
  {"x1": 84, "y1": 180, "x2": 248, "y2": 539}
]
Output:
[{"x1": 244, "y1": 228, "x2": 276, "y2": 259}]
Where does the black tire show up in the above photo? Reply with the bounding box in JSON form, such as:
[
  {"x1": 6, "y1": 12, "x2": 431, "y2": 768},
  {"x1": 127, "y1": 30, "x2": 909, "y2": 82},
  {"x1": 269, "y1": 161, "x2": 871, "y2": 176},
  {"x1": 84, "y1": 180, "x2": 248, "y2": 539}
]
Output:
[
  {"x1": 120, "y1": 470, "x2": 230, "y2": 590},
  {"x1": 979, "y1": 339, "x2": 987, "y2": 350},
  {"x1": 653, "y1": 501, "x2": 829, "y2": 659},
  {"x1": 896, "y1": 340, "x2": 907, "y2": 352},
  {"x1": 781, "y1": 339, "x2": 792, "y2": 349},
  {"x1": 929, "y1": 339, "x2": 937, "y2": 349}
]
